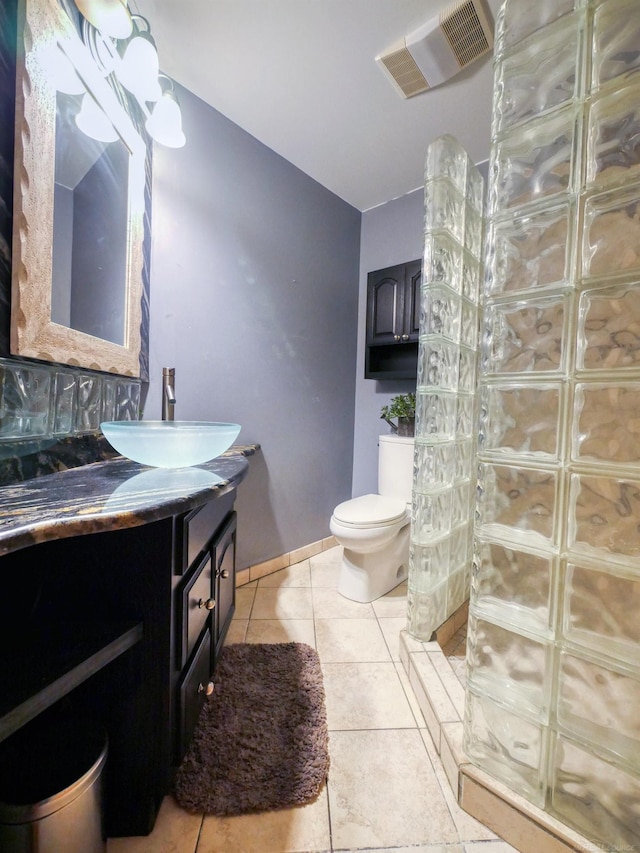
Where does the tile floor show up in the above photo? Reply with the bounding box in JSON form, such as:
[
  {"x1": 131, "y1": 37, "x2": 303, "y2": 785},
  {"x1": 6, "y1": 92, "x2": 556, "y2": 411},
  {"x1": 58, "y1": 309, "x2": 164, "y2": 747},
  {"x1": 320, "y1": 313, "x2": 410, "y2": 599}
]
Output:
[{"x1": 107, "y1": 545, "x2": 518, "y2": 853}]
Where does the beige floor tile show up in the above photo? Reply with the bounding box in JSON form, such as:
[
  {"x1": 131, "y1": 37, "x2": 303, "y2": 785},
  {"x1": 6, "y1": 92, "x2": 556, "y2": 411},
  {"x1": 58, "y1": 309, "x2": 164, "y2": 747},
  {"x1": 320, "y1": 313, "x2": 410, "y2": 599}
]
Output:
[
  {"x1": 309, "y1": 559, "x2": 342, "y2": 588},
  {"x1": 251, "y1": 587, "x2": 314, "y2": 620},
  {"x1": 420, "y1": 729, "x2": 498, "y2": 843},
  {"x1": 322, "y1": 661, "x2": 416, "y2": 730},
  {"x1": 312, "y1": 586, "x2": 375, "y2": 619},
  {"x1": 245, "y1": 618, "x2": 316, "y2": 646},
  {"x1": 327, "y1": 729, "x2": 459, "y2": 849},
  {"x1": 257, "y1": 561, "x2": 311, "y2": 588},
  {"x1": 464, "y1": 842, "x2": 520, "y2": 852},
  {"x1": 234, "y1": 586, "x2": 256, "y2": 619},
  {"x1": 107, "y1": 795, "x2": 201, "y2": 853},
  {"x1": 314, "y1": 618, "x2": 391, "y2": 663},
  {"x1": 395, "y1": 661, "x2": 427, "y2": 728},
  {"x1": 310, "y1": 544, "x2": 342, "y2": 565},
  {"x1": 378, "y1": 617, "x2": 407, "y2": 661},
  {"x1": 358, "y1": 847, "x2": 464, "y2": 853},
  {"x1": 196, "y1": 787, "x2": 331, "y2": 853},
  {"x1": 224, "y1": 619, "x2": 247, "y2": 645},
  {"x1": 371, "y1": 581, "x2": 408, "y2": 618}
]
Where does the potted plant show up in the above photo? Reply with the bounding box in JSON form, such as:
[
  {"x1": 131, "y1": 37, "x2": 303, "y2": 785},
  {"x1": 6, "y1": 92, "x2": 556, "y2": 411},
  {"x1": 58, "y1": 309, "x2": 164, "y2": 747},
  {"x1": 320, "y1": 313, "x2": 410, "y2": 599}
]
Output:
[{"x1": 380, "y1": 392, "x2": 416, "y2": 437}]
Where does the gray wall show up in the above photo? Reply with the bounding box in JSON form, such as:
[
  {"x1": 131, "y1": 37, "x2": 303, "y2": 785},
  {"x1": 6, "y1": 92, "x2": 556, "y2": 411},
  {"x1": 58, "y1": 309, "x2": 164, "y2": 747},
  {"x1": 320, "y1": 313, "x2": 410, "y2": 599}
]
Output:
[
  {"x1": 352, "y1": 188, "x2": 424, "y2": 497},
  {"x1": 145, "y1": 85, "x2": 361, "y2": 570}
]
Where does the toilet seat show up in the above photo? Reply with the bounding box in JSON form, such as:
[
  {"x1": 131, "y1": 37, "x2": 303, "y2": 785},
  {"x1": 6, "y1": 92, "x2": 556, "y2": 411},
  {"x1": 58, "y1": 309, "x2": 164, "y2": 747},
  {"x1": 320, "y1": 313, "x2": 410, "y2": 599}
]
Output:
[{"x1": 333, "y1": 494, "x2": 408, "y2": 529}]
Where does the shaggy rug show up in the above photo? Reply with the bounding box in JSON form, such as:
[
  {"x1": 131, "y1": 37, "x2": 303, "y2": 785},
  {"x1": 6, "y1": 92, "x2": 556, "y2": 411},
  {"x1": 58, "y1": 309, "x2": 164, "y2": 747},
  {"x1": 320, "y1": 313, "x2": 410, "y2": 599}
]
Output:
[{"x1": 174, "y1": 642, "x2": 329, "y2": 816}]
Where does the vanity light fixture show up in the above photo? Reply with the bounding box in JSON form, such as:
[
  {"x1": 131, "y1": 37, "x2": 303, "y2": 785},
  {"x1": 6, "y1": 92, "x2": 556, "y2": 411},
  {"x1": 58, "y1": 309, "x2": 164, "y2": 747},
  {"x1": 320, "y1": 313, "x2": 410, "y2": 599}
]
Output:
[
  {"x1": 115, "y1": 15, "x2": 162, "y2": 103},
  {"x1": 71, "y1": 0, "x2": 185, "y2": 147},
  {"x1": 145, "y1": 75, "x2": 186, "y2": 148},
  {"x1": 75, "y1": 90, "x2": 120, "y2": 142}
]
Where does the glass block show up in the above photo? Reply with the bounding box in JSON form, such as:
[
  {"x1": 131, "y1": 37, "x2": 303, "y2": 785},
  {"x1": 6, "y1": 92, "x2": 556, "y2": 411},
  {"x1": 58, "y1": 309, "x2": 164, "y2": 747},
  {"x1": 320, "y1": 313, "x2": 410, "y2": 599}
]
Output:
[
  {"x1": 101, "y1": 378, "x2": 118, "y2": 423},
  {"x1": 564, "y1": 561, "x2": 640, "y2": 659},
  {"x1": 473, "y1": 540, "x2": 554, "y2": 633},
  {"x1": 489, "y1": 107, "x2": 578, "y2": 213},
  {"x1": 450, "y1": 521, "x2": 473, "y2": 572},
  {"x1": 412, "y1": 490, "x2": 452, "y2": 543},
  {"x1": 482, "y1": 294, "x2": 567, "y2": 375},
  {"x1": 75, "y1": 374, "x2": 103, "y2": 432},
  {"x1": 417, "y1": 340, "x2": 459, "y2": 390},
  {"x1": 466, "y1": 614, "x2": 550, "y2": 716},
  {"x1": 466, "y1": 165, "x2": 484, "y2": 213},
  {"x1": 0, "y1": 363, "x2": 52, "y2": 438},
  {"x1": 424, "y1": 178, "x2": 465, "y2": 242},
  {"x1": 573, "y1": 382, "x2": 640, "y2": 467},
  {"x1": 550, "y1": 734, "x2": 640, "y2": 847},
  {"x1": 413, "y1": 439, "x2": 454, "y2": 492},
  {"x1": 479, "y1": 384, "x2": 562, "y2": 461},
  {"x1": 477, "y1": 463, "x2": 558, "y2": 547},
  {"x1": 458, "y1": 346, "x2": 478, "y2": 393},
  {"x1": 493, "y1": 13, "x2": 580, "y2": 138},
  {"x1": 420, "y1": 285, "x2": 461, "y2": 343},
  {"x1": 451, "y1": 482, "x2": 474, "y2": 528},
  {"x1": 592, "y1": 0, "x2": 640, "y2": 93},
  {"x1": 494, "y1": 0, "x2": 578, "y2": 59},
  {"x1": 461, "y1": 252, "x2": 482, "y2": 302},
  {"x1": 424, "y1": 231, "x2": 463, "y2": 292},
  {"x1": 558, "y1": 651, "x2": 640, "y2": 763},
  {"x1": 464, "y1": 688, "x2": 546, "y2": 805},
  {"x1": 577, "y1": 283, "x2": 640, "y2": 371},
  {"x1": 447, "y1": 567, "x2": 468, "y2": 614},
  {"x1": 409, "y1": 540, "x2": 451, "y2": 591},
  {"x1": 460, "y1": 297, "x2": 478, "y2": 349},
  {"x1": 586, "y1": 80, "x2": 640, "y2": 189},
  {"x1": 464, "y1": 205, "x2": 483, "y2": 261},
  {"x1": 425, "y1": 134, "x2": 467, "y2": 192},
  {"x1": 486, "y1": 201, "x2": 574, "y2": 295},
  {"x1": 52, "y1": 371, "x2": 76, "y2": 435},
  {"x1": 582, "y1": 182, "x2": 640, "y2": 281},
  {"x1": 568, "y1": 473, "x2": 640, "y2": 561},
  {"x1": 407, "y1": 584, "x2": 447, "y2": 639},
  {"x1": 415, "y1": 391, "x2": 457, "y2": 440},
  {"x1": 455, "y1": 392, "x2": 476, "y2": 437},
  {"x1": 453, "y1": 439, "x2": 474, "y2": 482},
  {"x1": 115, "y1": 380, "x2": 142, "y2": 421}
]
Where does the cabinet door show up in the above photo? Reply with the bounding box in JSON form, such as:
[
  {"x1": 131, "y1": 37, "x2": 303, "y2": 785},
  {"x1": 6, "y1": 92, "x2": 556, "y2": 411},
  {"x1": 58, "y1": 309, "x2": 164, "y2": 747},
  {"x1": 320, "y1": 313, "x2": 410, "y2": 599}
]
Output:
[
  {"x1": 366, "y1": 265, "x2": 404, "y2": 345},
  {"x1": 403, "y1": 260, "x2": 422, "y2": 342},
  {"x1": 213, "y1": 512, "x2": 237, "y2": 659}
]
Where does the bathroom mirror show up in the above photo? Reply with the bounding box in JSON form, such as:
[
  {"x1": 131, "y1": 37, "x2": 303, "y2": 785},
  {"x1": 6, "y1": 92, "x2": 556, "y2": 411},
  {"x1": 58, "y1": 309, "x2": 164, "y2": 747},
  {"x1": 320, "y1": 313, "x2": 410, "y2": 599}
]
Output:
[{"x1": 11, "y1": 0, "x2": 146, "y2": 376}]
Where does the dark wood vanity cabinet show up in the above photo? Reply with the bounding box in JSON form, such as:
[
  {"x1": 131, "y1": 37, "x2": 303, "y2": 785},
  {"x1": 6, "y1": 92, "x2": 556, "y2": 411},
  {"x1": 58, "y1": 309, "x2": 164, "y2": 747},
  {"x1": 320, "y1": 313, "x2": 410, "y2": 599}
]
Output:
[
  {"x1": 174, "y1": 496, "x2": 237, "y2": 763},
  {"x1": 0, "y1": 485, "x2": 240, "y2": 839},
  {"x1": 365, "y1": 259, "x2": 421, "y2": 379}
]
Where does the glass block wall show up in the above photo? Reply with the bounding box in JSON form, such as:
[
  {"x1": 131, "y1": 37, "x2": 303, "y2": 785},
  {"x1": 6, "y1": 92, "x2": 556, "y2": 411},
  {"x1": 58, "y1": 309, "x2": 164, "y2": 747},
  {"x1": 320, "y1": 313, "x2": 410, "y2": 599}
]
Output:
[
  {"x1": 464, "y1": 0, "x2": 640, "y2": 846},
  {"x1": 407, "y1": 135, "x2": 484, "y2": 640}
]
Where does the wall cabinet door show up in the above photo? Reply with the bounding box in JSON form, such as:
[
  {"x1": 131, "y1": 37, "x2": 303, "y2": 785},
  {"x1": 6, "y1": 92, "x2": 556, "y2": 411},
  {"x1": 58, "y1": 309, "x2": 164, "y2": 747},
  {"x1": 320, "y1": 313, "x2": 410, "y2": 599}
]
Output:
[{"x1": 365, "y1": 259, "x2": 421, "y2": 379}]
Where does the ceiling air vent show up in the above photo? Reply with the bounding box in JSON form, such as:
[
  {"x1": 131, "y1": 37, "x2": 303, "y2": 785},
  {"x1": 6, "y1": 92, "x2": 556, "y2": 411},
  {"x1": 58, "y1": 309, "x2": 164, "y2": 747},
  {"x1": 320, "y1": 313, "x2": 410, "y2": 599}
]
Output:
[{"x1": 376, "y1": 0, "x2": 494, "y2": 99}]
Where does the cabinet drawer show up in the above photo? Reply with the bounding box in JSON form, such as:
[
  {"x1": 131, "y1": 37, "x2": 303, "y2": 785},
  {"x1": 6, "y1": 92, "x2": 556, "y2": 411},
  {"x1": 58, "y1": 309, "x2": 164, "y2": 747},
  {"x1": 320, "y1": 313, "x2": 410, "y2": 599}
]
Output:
[
  {"x1": 177, "y1": 628, "x2": 212, "y2": 762},
  {"x1": 178, "y1": 552, "x2": 213, "y2": 668},
  {"x1": 175, "y1": 492, "x2": 234, "y2": 574}
]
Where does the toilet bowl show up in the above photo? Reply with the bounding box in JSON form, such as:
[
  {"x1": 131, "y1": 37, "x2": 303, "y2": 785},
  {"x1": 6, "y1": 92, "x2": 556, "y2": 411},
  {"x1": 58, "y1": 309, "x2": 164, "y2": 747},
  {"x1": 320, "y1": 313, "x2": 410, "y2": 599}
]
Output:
[{"x1": 330, "y1": 435, "x2": 414, "y2": 603}]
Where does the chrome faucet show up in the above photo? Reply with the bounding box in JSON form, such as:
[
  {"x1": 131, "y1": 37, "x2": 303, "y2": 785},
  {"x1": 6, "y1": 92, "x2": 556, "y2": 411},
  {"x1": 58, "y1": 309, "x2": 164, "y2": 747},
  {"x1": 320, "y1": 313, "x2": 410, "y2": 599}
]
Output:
[{"x1": 162, "y1": 367, "x2": 176, "y2": 421}]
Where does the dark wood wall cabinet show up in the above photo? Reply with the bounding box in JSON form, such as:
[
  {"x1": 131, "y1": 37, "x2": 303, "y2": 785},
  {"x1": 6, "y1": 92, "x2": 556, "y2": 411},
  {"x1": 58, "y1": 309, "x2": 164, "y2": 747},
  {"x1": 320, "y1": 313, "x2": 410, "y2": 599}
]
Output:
[
  {"x1": 365, "y1": 259, "x2": 421, "y2": 379},
  {"x1": 0, "y1": 450, "x2": 254, "y2": 838}
]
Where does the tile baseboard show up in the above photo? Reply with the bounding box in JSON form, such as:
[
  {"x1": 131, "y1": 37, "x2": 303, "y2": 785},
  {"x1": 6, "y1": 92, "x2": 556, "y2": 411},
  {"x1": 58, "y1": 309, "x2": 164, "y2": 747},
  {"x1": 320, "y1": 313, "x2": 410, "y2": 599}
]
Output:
[{"x1": 237, "y1": 535, "x2": 338, "y2": 586}]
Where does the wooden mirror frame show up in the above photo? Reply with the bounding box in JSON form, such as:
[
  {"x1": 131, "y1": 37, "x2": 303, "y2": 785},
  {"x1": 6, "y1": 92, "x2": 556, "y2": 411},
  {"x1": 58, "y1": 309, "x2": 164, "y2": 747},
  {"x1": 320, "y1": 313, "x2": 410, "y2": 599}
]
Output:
[{"x1": 11, "y1": 0, "x2": 146, "y2": 376}]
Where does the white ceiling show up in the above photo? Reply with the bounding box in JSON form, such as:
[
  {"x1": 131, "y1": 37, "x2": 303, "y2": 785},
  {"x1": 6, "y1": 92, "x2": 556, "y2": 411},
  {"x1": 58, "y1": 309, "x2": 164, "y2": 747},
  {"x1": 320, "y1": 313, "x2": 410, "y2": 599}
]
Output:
[{"x1": 133, "y1": 0, "x2": 501, "y2": 212}]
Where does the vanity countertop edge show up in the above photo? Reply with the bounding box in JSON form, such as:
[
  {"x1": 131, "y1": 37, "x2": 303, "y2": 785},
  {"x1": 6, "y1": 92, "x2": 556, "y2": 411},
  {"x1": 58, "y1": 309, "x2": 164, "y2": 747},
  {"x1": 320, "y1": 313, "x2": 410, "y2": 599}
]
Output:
[{"x1": 0, "y1": 443, "x2": 260, "y2": 556}]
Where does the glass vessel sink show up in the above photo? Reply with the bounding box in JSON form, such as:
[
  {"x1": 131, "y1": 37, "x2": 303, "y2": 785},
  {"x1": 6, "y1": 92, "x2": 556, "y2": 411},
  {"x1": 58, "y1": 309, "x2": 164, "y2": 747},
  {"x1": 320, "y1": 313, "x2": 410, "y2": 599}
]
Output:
[{"x1": 101, "y1": 421, "x2": 241, "y2": 468}]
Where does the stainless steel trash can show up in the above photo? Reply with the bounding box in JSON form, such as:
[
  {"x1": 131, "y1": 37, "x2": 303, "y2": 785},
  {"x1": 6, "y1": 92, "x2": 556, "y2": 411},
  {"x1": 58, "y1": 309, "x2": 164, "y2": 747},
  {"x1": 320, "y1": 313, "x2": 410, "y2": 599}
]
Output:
[{"x1": 0, "y1": 706, "x2": 107, "y2": 853}]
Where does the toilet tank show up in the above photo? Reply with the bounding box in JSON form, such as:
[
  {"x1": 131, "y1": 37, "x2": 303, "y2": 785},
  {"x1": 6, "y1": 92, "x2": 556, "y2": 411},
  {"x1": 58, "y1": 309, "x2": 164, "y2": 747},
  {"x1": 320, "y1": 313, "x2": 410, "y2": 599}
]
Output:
[{"x1": 378, "y1": 435, "x2": 415, "y2": 503}]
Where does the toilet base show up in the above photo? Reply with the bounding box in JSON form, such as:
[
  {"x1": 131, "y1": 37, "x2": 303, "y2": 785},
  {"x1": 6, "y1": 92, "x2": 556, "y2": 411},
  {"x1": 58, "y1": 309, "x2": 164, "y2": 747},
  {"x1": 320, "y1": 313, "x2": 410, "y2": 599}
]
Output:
[{"x1": 337, "y1": 524, "x2": 410, "y2": 603}]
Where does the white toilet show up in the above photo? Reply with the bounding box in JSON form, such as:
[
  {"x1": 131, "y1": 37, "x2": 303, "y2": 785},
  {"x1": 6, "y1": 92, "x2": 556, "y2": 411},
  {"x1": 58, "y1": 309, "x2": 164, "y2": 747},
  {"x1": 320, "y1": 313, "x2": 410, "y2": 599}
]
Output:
[{"x1": 330, "y1": 434, "x2": 414, "y2": 603}]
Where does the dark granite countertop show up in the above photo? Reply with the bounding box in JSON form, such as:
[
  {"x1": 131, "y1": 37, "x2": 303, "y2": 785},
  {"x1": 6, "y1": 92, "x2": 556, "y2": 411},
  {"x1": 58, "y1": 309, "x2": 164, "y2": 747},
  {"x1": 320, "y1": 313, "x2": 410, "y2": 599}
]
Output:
[{"x1": 0, "y1": 444, "x2": 258, "y2": 556}]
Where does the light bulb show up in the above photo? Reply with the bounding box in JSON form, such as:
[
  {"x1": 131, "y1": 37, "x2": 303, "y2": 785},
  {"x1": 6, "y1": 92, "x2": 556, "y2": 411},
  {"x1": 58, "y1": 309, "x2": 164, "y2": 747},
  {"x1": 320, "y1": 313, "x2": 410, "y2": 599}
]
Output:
[
  {"x1": 41, "y1": 43, "x2": 86, "y2": 94},
  {"x1": 74, "y1": 0, "x2": 133, "y2": 39},
  {"x1": 145, "y1": 90, "x2": 186, "y2": 148},
  {"x1": 116, "y1": 31, "x2": 161, "y2": 102},
  {"x1": 75, "y1": 92, "x2": 119, "y2": 143}
]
